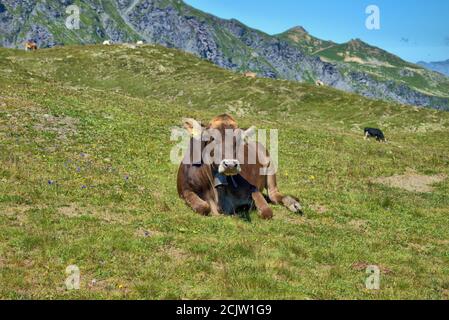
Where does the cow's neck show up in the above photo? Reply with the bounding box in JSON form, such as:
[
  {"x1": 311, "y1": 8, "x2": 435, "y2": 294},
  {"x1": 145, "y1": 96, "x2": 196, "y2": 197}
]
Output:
[{"x1": 213, "y1": 171, "x2": 239, "y2": 189}]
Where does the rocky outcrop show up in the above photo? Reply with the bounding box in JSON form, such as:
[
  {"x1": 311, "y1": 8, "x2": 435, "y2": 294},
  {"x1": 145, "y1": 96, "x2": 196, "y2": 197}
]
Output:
[{"x1": 348, "y1": 71, "x2": 449, "y2": 110}]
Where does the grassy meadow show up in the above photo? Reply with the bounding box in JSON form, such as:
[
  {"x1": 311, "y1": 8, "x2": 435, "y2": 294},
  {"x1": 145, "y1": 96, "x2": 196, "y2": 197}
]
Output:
[{"x1": 0, "y1": 45, "x2": 448, "y2": 299}]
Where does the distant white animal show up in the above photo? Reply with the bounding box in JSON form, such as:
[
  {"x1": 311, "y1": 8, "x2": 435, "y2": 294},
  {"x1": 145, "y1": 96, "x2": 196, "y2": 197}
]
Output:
[
  {"x1": 103, "y1": 40, "x2": 112, "y2": 45},
  {"x1": 243, "y1": 71, "x2": 257, "y2": 79},
  {"x1": 136, "y1": 41, "x2": 144, "y2": 45},
  {"x1": 315, "y1": 80, "x2": 325, "y2": 87},
  {"x1": 123, "y1": 43, "x2": 137, "y2": 49}
]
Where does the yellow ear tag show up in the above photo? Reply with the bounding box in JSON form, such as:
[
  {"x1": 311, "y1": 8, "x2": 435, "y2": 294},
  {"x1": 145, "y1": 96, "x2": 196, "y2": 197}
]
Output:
[{"x1": 191, "y1": 127, "x2": 202, "y2": 138}]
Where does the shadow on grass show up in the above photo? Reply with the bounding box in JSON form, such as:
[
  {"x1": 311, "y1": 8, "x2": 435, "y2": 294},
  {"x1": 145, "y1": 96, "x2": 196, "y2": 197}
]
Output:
[{"x1": 234, "y1": 205, "x2": 255, "y2": 223}]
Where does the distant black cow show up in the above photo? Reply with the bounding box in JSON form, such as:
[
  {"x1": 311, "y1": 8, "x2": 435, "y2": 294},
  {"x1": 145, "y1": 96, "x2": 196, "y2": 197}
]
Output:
[{"x1": 364, "y1": 128, "x2": 386, "y2": 142}]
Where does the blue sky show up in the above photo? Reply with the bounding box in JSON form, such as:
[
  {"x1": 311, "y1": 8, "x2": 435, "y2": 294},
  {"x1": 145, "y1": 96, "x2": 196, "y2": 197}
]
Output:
[{"x1": 185, "y1": 0, "x2": 449, "y2": 63}]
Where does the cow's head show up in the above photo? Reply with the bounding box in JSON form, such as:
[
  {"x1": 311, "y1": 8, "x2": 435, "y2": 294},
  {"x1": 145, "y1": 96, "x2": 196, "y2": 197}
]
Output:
[{"x1": 183, "y1": 114, "x2": 255, "y2": 176}]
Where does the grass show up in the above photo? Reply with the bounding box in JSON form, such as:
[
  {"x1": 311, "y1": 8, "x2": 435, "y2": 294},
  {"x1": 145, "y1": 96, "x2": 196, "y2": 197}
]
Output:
[{"x1": 0, "y1": 44, "x2": 449, "y2": 299}]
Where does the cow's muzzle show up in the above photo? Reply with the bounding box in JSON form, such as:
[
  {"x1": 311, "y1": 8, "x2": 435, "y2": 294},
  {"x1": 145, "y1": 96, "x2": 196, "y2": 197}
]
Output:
[{"x1": 218, "y1": 159, "x2": 241, "y2": 176}]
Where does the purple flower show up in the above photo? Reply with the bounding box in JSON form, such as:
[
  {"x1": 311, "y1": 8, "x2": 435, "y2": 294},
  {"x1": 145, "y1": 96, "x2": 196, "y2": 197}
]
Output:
[
  {"x1": 81, "y1": 185, "x2": 87, "y2": 189},
  {"x1": 48, "y1": 180, "x2": 55, "y2": 185}
]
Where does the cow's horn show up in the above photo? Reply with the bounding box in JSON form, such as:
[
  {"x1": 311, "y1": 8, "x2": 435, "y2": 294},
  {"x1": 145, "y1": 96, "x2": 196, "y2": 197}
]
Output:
[
  {"x1": 243, "y1": 126, "x2": 256, "y2": 141},
  {"x1": 244, "y1": 126, "x2": 256, "y2": 137},
  {"x1": 182, "y1": 118, "x2": 202, "y2": 138}
]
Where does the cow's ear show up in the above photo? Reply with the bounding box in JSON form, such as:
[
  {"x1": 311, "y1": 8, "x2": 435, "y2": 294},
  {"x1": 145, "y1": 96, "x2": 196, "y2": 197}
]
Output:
[{"x1": 182, "y1": 118, "x2": 203, "y2": 138}]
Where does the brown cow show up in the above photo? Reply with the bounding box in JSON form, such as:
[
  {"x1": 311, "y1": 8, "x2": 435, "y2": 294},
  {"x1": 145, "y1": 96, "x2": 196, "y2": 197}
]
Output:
[
  {"x1": 177, "y1": 114, "x2": 302, "y2": 219},
  {"x1": 25, "y1": 40, "x2": 38, "y2": 51}
]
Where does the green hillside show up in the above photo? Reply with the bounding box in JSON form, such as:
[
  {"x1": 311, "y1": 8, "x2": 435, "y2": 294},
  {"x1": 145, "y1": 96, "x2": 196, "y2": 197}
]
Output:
[
  {"x1": 1, "y1": 45, "x2": 449, "y2": 299},
  {"x1": 318, "y1": 39, "x2": 412, "y2": 67},
  {"x1": 317, "y1": 39, "x2": 449, "y2": 98}
]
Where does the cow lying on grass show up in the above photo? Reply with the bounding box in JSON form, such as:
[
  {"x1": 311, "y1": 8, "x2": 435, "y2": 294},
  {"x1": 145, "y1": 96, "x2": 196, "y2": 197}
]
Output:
[
  {"x1": 177, "y1": 114, "x2": 303, "y2": 219},
  {"x1": 364, "y1": 128, "x2": 386, "y2": 142}
]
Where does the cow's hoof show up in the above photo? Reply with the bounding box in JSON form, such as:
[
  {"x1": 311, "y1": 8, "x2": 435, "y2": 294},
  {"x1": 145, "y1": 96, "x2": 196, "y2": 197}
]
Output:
[
  {"x1": 261, "y1": 208, "x2": 273, "y2": 220},
  {"x1": 289, "y1": 203, "x2": 303, "y2": 215},
  {"x1": 284, "y1": 196, "x2": 303, "y2": 214}
]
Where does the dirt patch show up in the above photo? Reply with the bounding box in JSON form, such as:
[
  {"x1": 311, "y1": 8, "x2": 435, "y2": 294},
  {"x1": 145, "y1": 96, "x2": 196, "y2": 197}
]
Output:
[
  {"x1": 402, "y1": 121, "x2": 447, "y2": 133},
  {"x1": 348, "y1": 219, "x2": 369, "y2": 232},
  {"x1": 58, "y1": 204, "x2": 82, "y2": 218},
  {"x1": 57, "y1": 204, "x2": 130, "y2": 224},
  {"x1": 160, "y1": 245, "x2": 190, "y2": 264},
  {"x1": 1, "y1": 205, "x2": 38, "y2": 223},
  {"x1": 444, "y1": 290, "x2": 449, "y2": 299},
  {"x1": 310, "y1": 204, "x2": 328, "y2": 214},
  {"x1": 373, "y1": 170, "x2": 446, "y2": 193},
  {"x1": 434, "y1": 239, "x2": 449, "y2": 246},
  {"x1": 135, "y1": 228, "x2": 163, "y2": 238},
  {"x1": 33, "y1": 114, "x2": 79, "y2": 140},
  {"x1": 344, "y1": 55, "x2": 365, "y2": 64},
  {"x1": 408, "y1": 242, "x2": 431, "y2": 254}
]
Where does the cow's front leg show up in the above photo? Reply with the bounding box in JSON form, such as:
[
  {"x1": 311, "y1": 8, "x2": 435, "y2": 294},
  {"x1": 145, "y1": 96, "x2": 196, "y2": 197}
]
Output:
[
  {"x1": 182, "y1": 190, "x2": 211, "y2": 216},
  {"x1": 364, "y1": 131, "x2": 371, "y2": 141},
  {"x1": 267, "y1": 175, "x2": 303, "y2": 214},
  {"x1": 252, "y1": 191, "x2": 273, "y2": 220}
]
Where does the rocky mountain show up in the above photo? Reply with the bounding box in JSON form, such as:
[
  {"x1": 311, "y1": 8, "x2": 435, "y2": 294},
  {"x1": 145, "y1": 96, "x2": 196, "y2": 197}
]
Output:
[
  {"x1": 418, "y1": 59, "x2": 449, "y2": 77},
  {"x1": 278, "y1": 29, "x2": 449, "y2": 103},
  {"x1": 1, "y1": 0, "x2": 448, "y2": 110}
]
